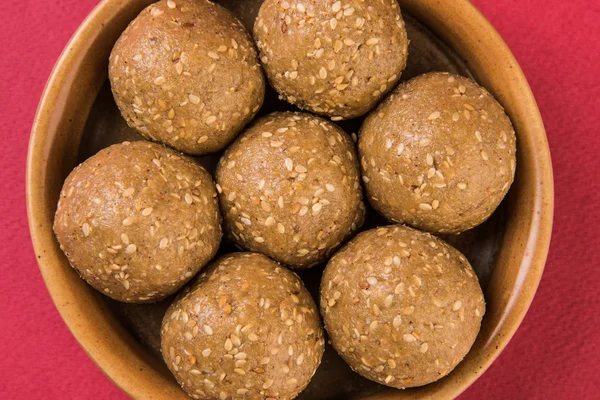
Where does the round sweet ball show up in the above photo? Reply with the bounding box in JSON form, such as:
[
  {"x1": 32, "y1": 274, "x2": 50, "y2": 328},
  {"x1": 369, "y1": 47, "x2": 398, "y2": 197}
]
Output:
[
  {"x1": 359, "y1": 72, "x2": 517, "y2": 234},
  {"x1": 254, "y1": 0, "x2": 409, "y2": 120},
  {"x1": 161, "y1": 252, "x2": 325, "y2": 399},
  {"x1": 320, "y1": 224, "x2": 485, "y2": 388},
  {"x1": 216, "y1": 112, "x2": 365, "y2": 269},
  {"x1": 53, "y1": 141, "x2": 222, "y2": 303},
  {"x1": 109, "y1": 0, "x2": 265, "y2": 155}
]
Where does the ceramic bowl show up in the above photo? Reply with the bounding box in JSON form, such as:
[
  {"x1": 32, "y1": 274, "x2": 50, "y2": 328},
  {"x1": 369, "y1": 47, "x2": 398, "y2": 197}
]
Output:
[{"x1": 27, "y1": 0, "x2": 553, "y2": 398}]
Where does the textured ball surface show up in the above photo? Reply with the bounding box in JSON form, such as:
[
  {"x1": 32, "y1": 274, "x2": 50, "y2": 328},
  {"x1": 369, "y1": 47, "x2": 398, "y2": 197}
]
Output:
[
  {"x1": 109, "y1": 0, "x2": 265, "y2": 155},
  {"x1": 254, "y1": 0, "x2": 409, "y2": 120},
  {"x1": 216, "y1": 112, "x2": 365, "y2": 269},
  {"x1": 53, "y1": 141, "x2": 222, "y2": 303},
  {"x1": 161, "y1": 252, "x2": 325, "y2": 399},
  {"x1": 359, "y1": 72, "x2": 516, "y2": 233},
  {"x1": 321, "y1": 224, "x2": 485, "y2": 388}
]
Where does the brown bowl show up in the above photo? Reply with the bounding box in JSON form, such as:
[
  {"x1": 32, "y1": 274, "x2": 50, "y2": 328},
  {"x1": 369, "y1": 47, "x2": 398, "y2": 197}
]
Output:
[{"x1": 27, "y1": 0, "x2": 553, "y2": 399}]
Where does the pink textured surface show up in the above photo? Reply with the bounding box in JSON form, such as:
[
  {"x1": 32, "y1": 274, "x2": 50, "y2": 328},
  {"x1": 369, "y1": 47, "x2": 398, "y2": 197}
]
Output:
[{"x1": 1, "y1": 0, "x2": 598, "y2": 399}]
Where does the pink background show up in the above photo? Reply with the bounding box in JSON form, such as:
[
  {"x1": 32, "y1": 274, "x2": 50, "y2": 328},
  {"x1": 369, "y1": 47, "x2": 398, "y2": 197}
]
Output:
[{"x1": 1, "y1": 0, "x2": 599, "y2": 398}]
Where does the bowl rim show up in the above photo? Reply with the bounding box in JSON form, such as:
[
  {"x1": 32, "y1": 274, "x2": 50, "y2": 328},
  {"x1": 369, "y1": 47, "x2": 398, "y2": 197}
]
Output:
[{"x1": 26, "y1": 0, "x2": 554, "y2": 399}]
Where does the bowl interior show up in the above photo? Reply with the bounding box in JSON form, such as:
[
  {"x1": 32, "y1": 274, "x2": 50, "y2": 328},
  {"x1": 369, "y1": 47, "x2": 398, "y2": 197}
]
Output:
[{"x1": 27, "y1": 0, "x2": 553, "y2": 399}]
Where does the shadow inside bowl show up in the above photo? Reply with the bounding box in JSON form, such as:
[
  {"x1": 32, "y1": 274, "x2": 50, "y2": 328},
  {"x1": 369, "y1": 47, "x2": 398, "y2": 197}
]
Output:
[{"x1": 75, "y1": 8, "x2": 509, "y2": 399}]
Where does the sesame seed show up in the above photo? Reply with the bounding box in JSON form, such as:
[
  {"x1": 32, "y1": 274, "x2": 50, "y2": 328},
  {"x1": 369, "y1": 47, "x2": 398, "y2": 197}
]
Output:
[
  {"x1": 366, "y1": 38, "x2": 380, "y2": 45},
  {"x1": 197, "y1": 135, "x2": 208, "y2": 144},
  {"x1": 452, "y1": 301, "x2": 463, "y2": 311},
  {"x1": 334, "y1": 40, "x2": 343, "y2": 52},
  {"x1": 122, "y1": 217, "x2": 134, "y2": 226},
  {"x1": 125, "y1": 244, "x2": 137, "y2": 254},
  {"x1": 188, "y1": 94, "x2": 200, "y2": 104},
  {"x1": 393, "y1": 315, "x2": 402, "y2": 328},
  {"x1": 224, "y1": 338, "x2": 233, "y2": 351},
  {"x1": 167, "y1": 0, "x2": 176, "y2": 8},
  {"x1": 475, "y1": 131, "x2": 483, "y2": 142},
  {"x1": 159, "y1": 238, "x2": 168, "y2": 248},
  {"x1": 343, "y1": 38, "x2": 355, "y2": 46},
  {"x1": 432, "y1": 199, "x2": 440, "y2": 210},
  {"x1": 312, "y1": 203, "x2": 323, "y2": 214},
  {"x1": 420, "y1": 343, "x2": 429, "y2": 353},
  {"x1": 277, "y1": 223, "x2": 285, "y2": 233},
  {"x1": 481, "y1": 150, "x2": 489, "y2": 161},
  {"x1": 82, "y1": 223, "x2": 90, "y2": 237},
  {"x1": 419, "y1": 203, "x2": 433, "y2": 211},
  {"x1": 203, "y1": 325, "x2": 214, "y2": 335},
  {"x1": 344, "y1": 7, "x2": 355, "y2": 15},
  {"x1": 202, "y1": 348, "x2": 211, "y2": 357},
  {"x1": 205, "y1": 115, "x2": 217, "y2": 125},
  {"x1": 285, "y1": 158, "x2": 293, "y2": 171},
  {"x1": 123, "y1": 187, "x2": 135, "y2": 197},
  {"x1": 394, "y1": 283, "x2": 404, "y2": 295},
  {"x1": 384, "y1": 295, "x2": 393, "y2": 307},
  {"x1": 208, "y1": 51, "x2": 219, "y2": 60},
  {"x1": 319, "y1": 67, "x2": 327, "y2": 79},
  {"x1": 403, "y1": 334, "x2": 416, "y2": 342},
  {"x1": 426, "y1": 153, "x2": 434, "y2": 166},
  {"x1": 332, "y1": 1, "x2": 341, "y2": 12},
  {"x1": 263, "y1": 379, "x2": 274, "y2": 389},
  {"x1": 458, "y1": 183, "x2": 467, "y2": 190},
  {"x1": 428, "y1": 111, "x2": 441, "y2": 120},
  {"x1": 185, "y1": 193, "x2": 193, "y2": 204}
]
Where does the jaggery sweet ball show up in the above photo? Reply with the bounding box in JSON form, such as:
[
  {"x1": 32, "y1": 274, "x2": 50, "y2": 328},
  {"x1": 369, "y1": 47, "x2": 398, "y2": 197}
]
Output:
[
  {"x1": 215, "y1": 112, "x2": 365, "y2": 269},
  {"x1": 53, "y1": 141, "x2": 222, "y2": 303},
  {"x1": 254, "y1": 0, "x2": 409, "y2": 120},
  {"x1": 320, "y1": 224, "x2": 485, "y2": 388},
  {"x1": 161, "y1": 252, "x2": 325, "y2": 399},
  {"x1": 359, "y1": 72, "x2": 517, "y2": 234},
  {"x1": 109, "y1": 0, "x2": 265, "y2": 155}
]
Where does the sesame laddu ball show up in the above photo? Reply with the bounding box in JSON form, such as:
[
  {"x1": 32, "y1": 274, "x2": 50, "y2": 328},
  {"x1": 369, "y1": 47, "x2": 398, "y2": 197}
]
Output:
[
  {"x1": 53, "y1": 141, "x2": 222, "y2": 303},
  {"x1": 161, "y1": 252, "x2": 325, "y2": 399},
  {"x1": 215, "y1": 112, "x2": 365, "y2": 269},
  {"x1": 320, "y1": 225, "x2": 485, "y2": 388},
  {"x1": 254, "y1": 0, "x2": 409, "y2": 120},
  {"x1": 359, "y1": 72, "x2": 517, "y2": 234},
  {"x1": 109, "y1": 0, "x2": 265, "y2": 155}
]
